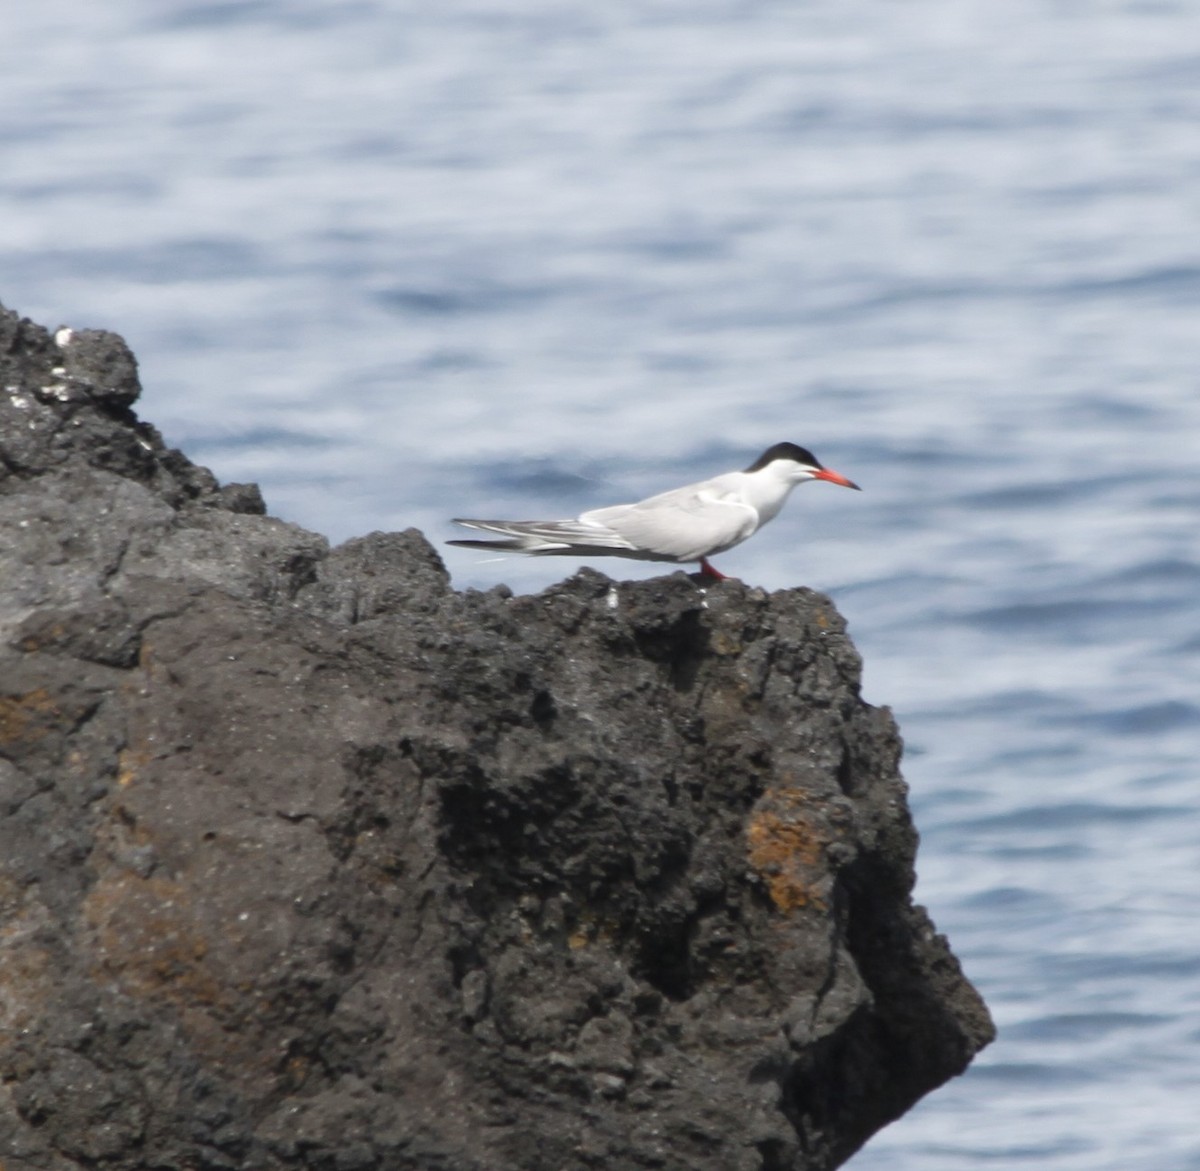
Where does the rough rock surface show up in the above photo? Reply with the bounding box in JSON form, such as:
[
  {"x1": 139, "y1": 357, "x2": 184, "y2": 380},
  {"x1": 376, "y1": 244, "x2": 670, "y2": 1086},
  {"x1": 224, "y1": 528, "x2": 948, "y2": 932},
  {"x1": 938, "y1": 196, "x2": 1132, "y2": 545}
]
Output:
[{"x1": 0, "y1": 301, "x2": 994, "y2": 1171}]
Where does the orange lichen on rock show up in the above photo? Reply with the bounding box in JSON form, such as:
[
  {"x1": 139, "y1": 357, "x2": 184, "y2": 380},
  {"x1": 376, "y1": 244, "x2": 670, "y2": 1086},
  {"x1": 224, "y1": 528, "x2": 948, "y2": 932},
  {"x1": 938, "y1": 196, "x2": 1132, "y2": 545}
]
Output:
[
  {"x1": 116, "y1": 746, "x2": 152, "y2": 788},
  {"x1": 746, "y1": 788, "x2": 831, "y2": 913},
  {"x1": 19, "y1": 620, "x2": 66, "y2": 653},
  {"x1": 0, "y1": 688, "x2": 59, "y2": 748},
  {"x1": 565, "y1": 912, "x2": 618, "y2": 952},
  {"x1": 79, "y1": 870, "x2": 287, "y2": 1083},
  {"x1": 84, "y1": 874, "x2": 215, "y2": 996}
]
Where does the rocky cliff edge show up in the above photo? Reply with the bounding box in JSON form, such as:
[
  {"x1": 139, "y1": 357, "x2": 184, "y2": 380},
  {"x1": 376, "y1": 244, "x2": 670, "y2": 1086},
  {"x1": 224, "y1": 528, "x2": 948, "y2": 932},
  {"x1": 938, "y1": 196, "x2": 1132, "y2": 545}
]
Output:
[{"x1": 0, "y1": 302, "x2": 993, "y2": 1171}]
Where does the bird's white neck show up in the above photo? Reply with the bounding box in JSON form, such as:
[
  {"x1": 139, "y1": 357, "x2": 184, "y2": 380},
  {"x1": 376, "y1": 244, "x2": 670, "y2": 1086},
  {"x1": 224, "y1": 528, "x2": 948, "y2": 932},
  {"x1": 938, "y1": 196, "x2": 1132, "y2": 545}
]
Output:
[{"x1": 741, "y1": 465, "x2": 807, "y2": 523}]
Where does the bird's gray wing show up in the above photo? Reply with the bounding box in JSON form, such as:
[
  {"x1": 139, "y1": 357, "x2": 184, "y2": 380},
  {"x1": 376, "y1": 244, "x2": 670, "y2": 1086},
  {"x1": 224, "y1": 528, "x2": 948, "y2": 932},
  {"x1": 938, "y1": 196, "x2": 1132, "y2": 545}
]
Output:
[
  {"x1": 450, "y1": 517, "x2": 638, "y2": 551},
  {"x1": 582, "y1": 483, "x2": 757, "y2": 562}
]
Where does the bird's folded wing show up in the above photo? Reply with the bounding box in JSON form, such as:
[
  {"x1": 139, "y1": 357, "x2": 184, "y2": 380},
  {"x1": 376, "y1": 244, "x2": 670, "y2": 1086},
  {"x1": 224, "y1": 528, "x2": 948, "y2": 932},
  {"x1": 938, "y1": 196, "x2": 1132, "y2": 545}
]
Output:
[
  {"x1": 583, "y1": 488, "x2": 756, "y2": 561},
  {"x1": 451, "y1": 518, "x2": 638, "y2": 550}
]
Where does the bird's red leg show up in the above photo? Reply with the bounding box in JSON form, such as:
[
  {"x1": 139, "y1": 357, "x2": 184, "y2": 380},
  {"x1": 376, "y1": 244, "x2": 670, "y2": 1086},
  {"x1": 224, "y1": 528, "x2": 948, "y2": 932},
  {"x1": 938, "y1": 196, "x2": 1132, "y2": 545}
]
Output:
[{"x1": 698, "y1": 557, "x2": 729, "y2": 581}]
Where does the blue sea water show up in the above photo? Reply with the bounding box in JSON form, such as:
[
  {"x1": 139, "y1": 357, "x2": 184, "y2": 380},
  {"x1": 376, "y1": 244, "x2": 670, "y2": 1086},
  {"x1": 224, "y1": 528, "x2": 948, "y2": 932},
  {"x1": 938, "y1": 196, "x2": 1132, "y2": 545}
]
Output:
[{"x1": 3, "y1": 2, "x2": 1199, "y2": 1167}]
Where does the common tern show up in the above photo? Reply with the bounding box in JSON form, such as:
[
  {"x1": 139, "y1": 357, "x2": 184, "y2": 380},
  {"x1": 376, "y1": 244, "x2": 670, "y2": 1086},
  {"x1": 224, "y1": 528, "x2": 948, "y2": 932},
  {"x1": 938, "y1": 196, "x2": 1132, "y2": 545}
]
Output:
[{"x1": 448, "y1": 442, "x2": 860, "y2": 580}]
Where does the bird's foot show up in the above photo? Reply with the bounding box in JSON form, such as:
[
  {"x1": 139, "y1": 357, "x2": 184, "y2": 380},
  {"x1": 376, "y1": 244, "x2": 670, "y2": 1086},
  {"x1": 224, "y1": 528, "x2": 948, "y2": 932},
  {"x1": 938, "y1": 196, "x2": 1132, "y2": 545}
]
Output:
[{"x1": 697, "y1": 558, "x2": 731, "y2": 581}]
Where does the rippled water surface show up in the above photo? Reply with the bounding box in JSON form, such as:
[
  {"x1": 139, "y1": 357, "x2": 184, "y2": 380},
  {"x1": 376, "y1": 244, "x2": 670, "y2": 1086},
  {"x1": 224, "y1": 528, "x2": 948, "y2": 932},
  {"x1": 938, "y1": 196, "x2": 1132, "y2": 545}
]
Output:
[{"x1": 4, "y1": 2, "x2": 1199, "y2": 1167}]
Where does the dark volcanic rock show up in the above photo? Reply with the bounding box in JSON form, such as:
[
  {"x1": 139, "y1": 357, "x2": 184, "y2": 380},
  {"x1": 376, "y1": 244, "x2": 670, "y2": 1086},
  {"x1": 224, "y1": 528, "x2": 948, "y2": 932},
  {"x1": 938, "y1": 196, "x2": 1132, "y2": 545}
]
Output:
[{"x1": 0, "y1": 301, "x2": 994, "y2": 1171}]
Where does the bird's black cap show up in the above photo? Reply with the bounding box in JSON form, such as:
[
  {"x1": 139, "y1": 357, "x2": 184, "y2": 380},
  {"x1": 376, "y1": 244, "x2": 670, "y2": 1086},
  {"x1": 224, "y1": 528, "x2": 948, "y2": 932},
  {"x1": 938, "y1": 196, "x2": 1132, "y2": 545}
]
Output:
[{"x1": 744, "y1": 442, "x2": 822, "y2": 473}]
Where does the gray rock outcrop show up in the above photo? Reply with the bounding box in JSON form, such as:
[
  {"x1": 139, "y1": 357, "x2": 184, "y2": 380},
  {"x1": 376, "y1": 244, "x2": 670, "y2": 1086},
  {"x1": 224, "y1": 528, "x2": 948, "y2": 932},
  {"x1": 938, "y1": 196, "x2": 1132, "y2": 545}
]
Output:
[{"x1": 0, "y1": 301, "x2": 993, "y2": 1171}]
